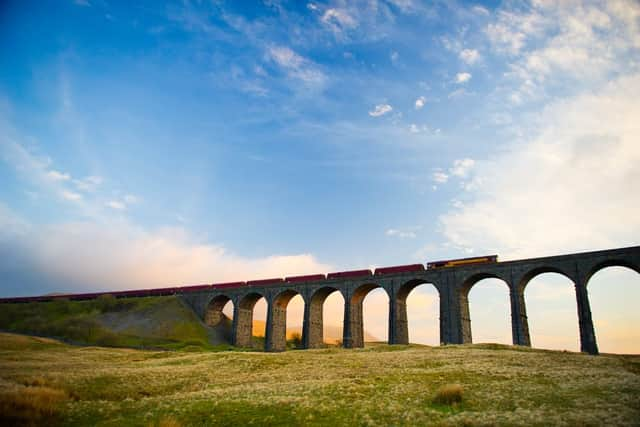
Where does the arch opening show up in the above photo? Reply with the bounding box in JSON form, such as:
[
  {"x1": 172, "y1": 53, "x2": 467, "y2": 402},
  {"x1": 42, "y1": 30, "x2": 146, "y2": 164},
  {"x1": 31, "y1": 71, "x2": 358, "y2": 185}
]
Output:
[
  {"x1": 285, "y1": 293, "x2": 305, "y2": 349},
  {"x1": 205, "y1": 295, "x2": 234, "y2": 343},
  {"x1": 307, "y1": 287, "x2": 344, "y2": 348},
  {"x1": 205, "y1": 295, "x2": 233, "y2": 327},
  {"x1": 587, "y1": 266, "x2": 640, "y2": 354},
  {"x1": 349, "y1": 283, "x2": 388, "y2": 348},
  {"x1": 463, "y1": 276, "x2": 511, "y2": 345},
  {"x1": 524, "y1": 272, "x2": 579, "y2": 352},
  {"x1": 236, "y1": 292, "x2": 266, "y2": 349},
  {"x1": 268, "y1": 290, "x2": 305, "y2": 352},
  {"x1": 400, "y1": 280, "x2": 440, "y2": 345},
  {"x1": 585, "y1": 260, "x2": 640, "y2": 284}
]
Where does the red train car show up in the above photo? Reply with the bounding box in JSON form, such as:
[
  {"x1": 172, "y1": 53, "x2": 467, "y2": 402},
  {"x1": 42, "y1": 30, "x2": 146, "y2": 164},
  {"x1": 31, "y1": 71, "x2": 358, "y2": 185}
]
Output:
[
  {"x1": 147, "y1": 287, "x2": 177, "y2": 296},
  {"x1": 212, "y1": 281, "x2": 246, "y2": 290},
  {"x1": 69, "y1": 292, "x2": 103, "y2": 301},
  {"x1": 285, "y1": 274, "x2": 326, "y2": 283},
  {"x1": 247, "y1": 278, "x2": 285, "y2": 287},
  {"x1": 327, "y1": 269, "x2": 372, "y2": 280},
  {"x1": 179, "y1": 284, "x2": 213, "y2": 293},
  {"x1": 374, "y1": 264, "x2": 425, "y2": 275}
]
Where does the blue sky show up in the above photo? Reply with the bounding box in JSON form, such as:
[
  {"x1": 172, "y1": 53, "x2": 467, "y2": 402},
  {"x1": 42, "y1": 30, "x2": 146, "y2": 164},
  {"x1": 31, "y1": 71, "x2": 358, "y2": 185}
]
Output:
[{"x1": 1, "y1": 0, "x2": 639, "y2": 352}]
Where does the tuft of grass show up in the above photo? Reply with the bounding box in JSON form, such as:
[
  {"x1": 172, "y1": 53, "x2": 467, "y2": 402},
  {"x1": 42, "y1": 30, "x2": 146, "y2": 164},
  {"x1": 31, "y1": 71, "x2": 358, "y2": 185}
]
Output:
[
  {"x1": 433, "y1": 383, "x2": 464, "y2": 405},
  {"x1": 0, "y1": 386, "x2": 67, "y2": 426},
  {"x1": 288, "y1": 332, "x2": 303, "y2": 349},
  {"x1": 148, "y1": 416, "x2": 182, "y2": 427}
]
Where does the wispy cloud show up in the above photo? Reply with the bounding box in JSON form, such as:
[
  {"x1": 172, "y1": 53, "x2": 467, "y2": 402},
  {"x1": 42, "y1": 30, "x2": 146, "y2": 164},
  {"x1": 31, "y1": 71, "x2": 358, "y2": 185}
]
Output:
[
  {"x1": 409, "y1": 124, "x2": 440, "y2": 135},
  {"x1": 448, "y1": 88, "x2": 467, "y2": 98},
  {"x1": 106, "y1": 200, "x2": 125, "y2": 210},
  {"x1": 472, "y1": 5, "x2": 490, "y2": 16},
  {"x1": 432, "y1": 171, "x2": 449, "y2": 184},
  {"x1": 459, "y1": 48, "x2": 480, "y2": 65},
  {"x1": 0, "y1": 112, "x2": 134, "y2": 220},
  {"x1": 321, "y1": 8, "x2": 357, "y2": 35},
  {"x1": 47, "y1": 170, "x2": 71, "y2": 181},
  {"x1": 73, "y1": 175, "x2": 103, "y2": 192},
  {"x1": 484, "y1": 1, "x2": 640, "y2": 105},
  {"x1": 266, "y1": 45, "x2": 326, "y2": 86},
  {"x1": 369, "y1": 104, "x2": 393, "y2": 117},
  {"x1": 486, "y1": 9, "x2": 546, "y2": 54},
  {"x1": 386, "y1": 227, "x2": 420, "y2": 239},
  {"x1": 105, "y1": 194, "x2": 138, "y2": 211},
  {"x1": 61, "y1": 190, "x2": 82, "y2": 202},
  {"x1": 449, "y1": 158, "x2": 475, "y2": 177}
]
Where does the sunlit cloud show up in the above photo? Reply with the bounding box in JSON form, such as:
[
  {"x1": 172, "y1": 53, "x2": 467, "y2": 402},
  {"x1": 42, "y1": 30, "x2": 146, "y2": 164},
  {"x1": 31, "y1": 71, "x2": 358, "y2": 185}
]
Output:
[
  {"x1": 0, "y1": 214, "x2": 332, "y2": 293},
  {"x1": 455, "y1": 72, "x2": 472, "y2": 84}
]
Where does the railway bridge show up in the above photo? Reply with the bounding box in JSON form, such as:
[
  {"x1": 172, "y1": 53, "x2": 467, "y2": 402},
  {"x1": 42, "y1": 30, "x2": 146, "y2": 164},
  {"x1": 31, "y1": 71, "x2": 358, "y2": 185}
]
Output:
[{"x1": 180, "y1": 246, "x2": 640, "y2": 355}]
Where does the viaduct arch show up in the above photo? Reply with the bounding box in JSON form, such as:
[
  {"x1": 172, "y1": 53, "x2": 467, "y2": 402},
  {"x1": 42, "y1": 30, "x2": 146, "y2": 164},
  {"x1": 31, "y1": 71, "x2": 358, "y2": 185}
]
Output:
[{"x1": 179, "y1": 246, "x2": 640, "y2": 355}]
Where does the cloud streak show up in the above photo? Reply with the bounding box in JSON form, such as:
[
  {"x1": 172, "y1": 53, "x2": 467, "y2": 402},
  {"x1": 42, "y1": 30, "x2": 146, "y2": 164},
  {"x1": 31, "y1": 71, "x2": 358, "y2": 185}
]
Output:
[
  {"x1": 267, "y1": 45, "x2": 326, "y2": 86},
  {"x1": 0, "y1": 208, "x2": 332, "y2": 295}
]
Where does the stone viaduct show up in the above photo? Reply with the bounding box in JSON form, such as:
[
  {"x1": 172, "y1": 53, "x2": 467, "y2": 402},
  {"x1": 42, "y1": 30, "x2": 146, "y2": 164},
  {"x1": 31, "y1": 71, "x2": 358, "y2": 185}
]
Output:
[{"x1": 179, "y1": 246, "x2": 640, "y2": 355}]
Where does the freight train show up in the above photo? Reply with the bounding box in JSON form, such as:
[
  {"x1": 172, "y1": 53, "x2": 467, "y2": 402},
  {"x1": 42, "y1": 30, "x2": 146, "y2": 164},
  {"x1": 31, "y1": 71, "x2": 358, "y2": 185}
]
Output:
[{"x1": 0, "y1": 255, "x2": 497, "y2": 303}]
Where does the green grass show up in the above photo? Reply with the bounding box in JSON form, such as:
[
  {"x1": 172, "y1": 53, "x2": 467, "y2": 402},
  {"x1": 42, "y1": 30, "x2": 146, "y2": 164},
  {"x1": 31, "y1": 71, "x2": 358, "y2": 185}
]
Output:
[
  {"x1": 0, "y1": 296, "x2": 219, "y2": 351},
  {"x1": 0, "y1": 332, "x2": 639, "y2": 426}
]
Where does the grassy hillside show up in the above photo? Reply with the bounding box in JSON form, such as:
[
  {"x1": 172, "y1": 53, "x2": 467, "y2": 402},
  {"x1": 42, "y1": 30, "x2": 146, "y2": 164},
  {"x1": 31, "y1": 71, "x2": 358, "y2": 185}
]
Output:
[
  {"x1": 1, "y1": 332, "x2": 639, "y2": 426},
  {"x1": 0, "y1": 296, "x2": 233, "y2": 351},
  {"x1": 0, "y1": 297, "x2": 371, "y2": 351}
]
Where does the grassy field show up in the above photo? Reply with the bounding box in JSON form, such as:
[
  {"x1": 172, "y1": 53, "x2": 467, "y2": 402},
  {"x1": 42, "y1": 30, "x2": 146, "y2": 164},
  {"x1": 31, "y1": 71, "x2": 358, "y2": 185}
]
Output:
[{"x1": 1, "y1": 332, "x2": 639, "y2": 426}]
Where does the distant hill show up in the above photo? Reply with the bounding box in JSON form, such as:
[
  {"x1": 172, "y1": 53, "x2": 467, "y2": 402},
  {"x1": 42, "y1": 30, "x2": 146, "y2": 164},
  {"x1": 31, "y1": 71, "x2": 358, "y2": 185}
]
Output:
[{"x1": 0, "y1": 296, "x2": 232, "y2": 350}]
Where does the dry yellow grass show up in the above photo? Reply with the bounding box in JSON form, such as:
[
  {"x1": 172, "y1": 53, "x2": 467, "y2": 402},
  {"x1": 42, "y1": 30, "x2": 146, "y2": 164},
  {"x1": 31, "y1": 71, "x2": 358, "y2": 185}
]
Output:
[
  {"x1": 0, "y1": 384, "x2": 67, "y2": 426},
  {"x1": 433, "y1": 384, "x2": 464, "y2": 405},
  {"x1": 0, "y1": 333, "x2": 639, "y2": 426}
]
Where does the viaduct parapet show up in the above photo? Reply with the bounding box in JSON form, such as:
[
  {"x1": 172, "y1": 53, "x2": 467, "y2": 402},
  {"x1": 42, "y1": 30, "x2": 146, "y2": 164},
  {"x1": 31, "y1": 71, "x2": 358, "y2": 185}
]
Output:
[{"x1": 179, "y1": 246, "x2": 640, "y2": 355}]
